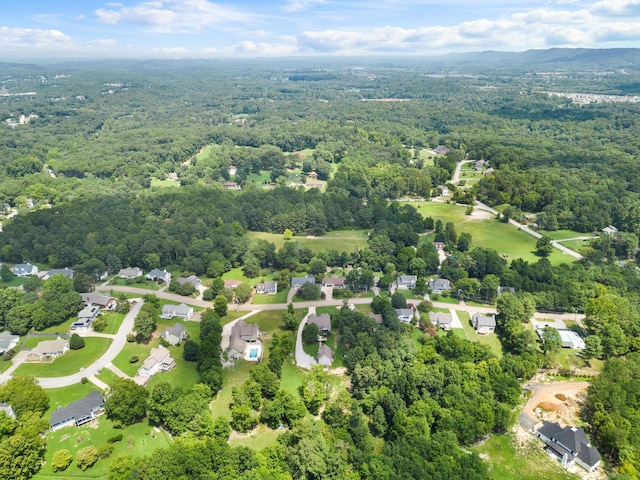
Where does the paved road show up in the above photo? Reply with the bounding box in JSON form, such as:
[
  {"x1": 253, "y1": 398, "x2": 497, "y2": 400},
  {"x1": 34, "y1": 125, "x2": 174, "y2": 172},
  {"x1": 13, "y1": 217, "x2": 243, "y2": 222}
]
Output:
[
  {"x1": 295, "y1": 307, "x2": 317, "y2": 370},
  {"x1": 0, "y1": 300, "x2": 143, "y2": 389},
  {"x1": 452, "y1": 159, "x2": 474, "y2": 184}
]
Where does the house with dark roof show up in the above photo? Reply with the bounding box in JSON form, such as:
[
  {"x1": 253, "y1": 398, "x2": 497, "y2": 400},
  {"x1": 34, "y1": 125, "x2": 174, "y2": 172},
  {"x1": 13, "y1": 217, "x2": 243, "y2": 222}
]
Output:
[
  {"x1": 146, "y1": 269, "x2": 171, "y2": 283},
  {"x1": 428, "y1": 278, "x2": 451, "y2": 293},
  {"x1": 13, "y1": 263, "x2": 38, "y2": 277},
  {"x1": 396, "y1": 308, "x2": 414, "y2": 324},
  {"x1": 50, "y1": 391, "x2": 105, "y2": 431},
  {"x1": 177, "y1": 275, "x2": 201, "y2": 289},
  {"x1": 163, "y1": 323, "x2": 187, "y2": 346},
  {"x1": 160, "y1": 303, "x2": 194, "y2": 320},
  {"x1": 307, "y1": 313, "x2": 331, "y2": 336},
  {"x1": 535, "y1": 422, "x2": 601, "y2": 472},
  {"x1": 291, "y1": 275, "x2": 316, "y2": 288},
  {"x1": 317, "y1": 345, "x2": 333, "y2": 368},
  {"x1": 397, "y1": 275, "x2": 417, "y2": 289},
  {"x1": 72, "y1": 305, "x2": 100, "y2": 329},
  {"x1": 472, "y1": 313, "x2": 496, "y2": 334},
  {"x1": 81, "y1": 292, "x2": 116, "y2": 310},
  {"x1": 256, "y1": 281, "x2": 278, "y2": 295},
  {"x1": 228, "y1": 319, "x2": 261, "y2": 360},
  {"x1": 47, "y1": 268, "x2": 74, "y2": 279},
  {"x1": 428, "y1": 312, "x2": 453, "y2": 331}
]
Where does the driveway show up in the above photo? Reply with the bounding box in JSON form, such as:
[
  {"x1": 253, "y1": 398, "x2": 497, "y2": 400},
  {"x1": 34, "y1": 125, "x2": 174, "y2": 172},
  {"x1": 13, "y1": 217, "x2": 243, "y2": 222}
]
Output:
[
  {"x1": 295, "y1": 307, "x2": 317, "y2": 370},
  {"x1": 220, "y1": 310, "x2": 260, "y2": 353},
  {"x1": 449, "y1": 308, "x2": 464, "y2": 329}
]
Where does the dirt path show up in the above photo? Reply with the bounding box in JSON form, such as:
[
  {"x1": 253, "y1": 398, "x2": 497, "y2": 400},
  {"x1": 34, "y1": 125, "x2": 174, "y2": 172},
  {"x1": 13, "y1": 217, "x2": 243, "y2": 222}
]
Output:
[{"x1": 520, "y1": 381, "x2": 591, "y2": 429}]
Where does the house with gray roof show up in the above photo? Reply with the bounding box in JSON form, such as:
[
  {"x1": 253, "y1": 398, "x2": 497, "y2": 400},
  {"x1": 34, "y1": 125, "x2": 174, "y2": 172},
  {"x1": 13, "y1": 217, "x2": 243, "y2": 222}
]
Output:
[
  {"x1": 26, "y1": 337, "x2": 69, "y2": 362},
  {"x1": 146, "y1": 268, "x2": 171, "y2": 283},
  {"x1": 228, "y1": 319, "x2": 261, "y2": 360},
  {"x1": 72, "y1": 305, "x2": 100, "y2": 329},
  {"x1": 177, "y1": 275, "x2": 201, "y2": 289},
  {"x1": 118, "y1": 267, "x2": 143, "y2": 279},
  {"x1": 291, "y1": 275, "x2": 316, "y2": 288},
  {"x1": 472, "y1": 313, "x2": 496, "y2": 334},
  {"x1": 50, "y1": 391, "x2": 104, "y2": 431},
  {"x1": 256, "y1": 281, "x2": 277, "y2": 295},
  {"x1": 317, "y1": 345, "x2": 333, "y2": 368},
  {"x1": 81, "y1": 292, "x2": 116, "y2": 310},
  {"x1": 160, "y1": 303, "x2": 194, "y2": 320},
  {"x1": 397, "y1": 275, "x2": 417, "y2": 289},
  {"x1": 428, "y1": 312, "x2": 453, "y2": 331},
  {"x1": 428, "y1": 278, "x2": 451, "y2": 294},
  {"x1": 307, "y1": 313, "x2": 331, "y2": 336},
  {"x1": 535, "y1": 422, "x2": 601, "y2": 472},
  {"x1": 0, "y1": 331, "x2": 19, "y2": 354},
  {"x1": 163, "y1": 323, "x2": 187, "y2": 346},
  {"x1": 13, "y1": 263, "x2": 38, "y2": 277},
  {"x1": 47, "y1": 268, "x2": 74, "y2": 279},
  {"x1": 368, "y1": 312, "x2": 383, "y2": 325},
  {"x1": 396, "y1": 308, "x2": 414, "y2": 324}
]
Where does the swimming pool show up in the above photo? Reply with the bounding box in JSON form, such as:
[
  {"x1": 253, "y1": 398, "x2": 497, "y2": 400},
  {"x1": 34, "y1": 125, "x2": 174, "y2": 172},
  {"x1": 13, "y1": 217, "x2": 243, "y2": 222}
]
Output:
[{"x1": 249, "y1": 348, "x2": 259, "y2": 359}]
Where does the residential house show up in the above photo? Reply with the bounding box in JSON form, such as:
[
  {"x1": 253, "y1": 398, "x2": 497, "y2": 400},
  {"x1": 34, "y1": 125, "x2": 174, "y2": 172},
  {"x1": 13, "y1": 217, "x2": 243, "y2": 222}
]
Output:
[
  {"x1": 13, "y1": 263, "x2": 38, "y2": 277},
  {"x1": 26, "y1": 337, "x2": 69, "y2": 362},
  {"x1": 434, "y1": 145, "x2": 450, "y2": 155},
  {"x1": 536, "y1": 328, "x2": 585, "y2": 350},
  {"x1": 228, "y1": 319, "x2": 261, "y2": 360},
  {"x1": 428, "y1": 312, "x2": 453, "y2": 331},
  {"x1": 118, "y1": 267, "x2": 143, "y2": 279},
  {"x1": 163, "y1": 323, "x2": 188, "y2": 346},
  {"x1": 396, "y1": 308, "x2": 414, "y2": 324},
  {"x1": 317, "y1": 345, "x2": 333, "y2": 368},
  {"x1": 224, "y1": 279, "x2": 242, "y2": 290},
  {"x1": 228, "y1": 166, "x2": 237, "y2": 176},
  {"x1": 368, "y1": 312, "x2": 383, "y2": 325},
  {"x1": 137, "y1": 346, "x2": 176, "y2": 378},
  {"x1": 72, "y1": 305, "x2": 100, "y2": 329},
  {"x1": 160, "y1": 303, "x2": 194, "y2": 320},
  {"x1": 50, "y1": 391, "x2": 105, "y2": 431},
  {"x1": 46, "y1": 268, "x2": 74, "y2": 279},
  {"x1": 291, "y1": 275, "x2": 316, "y2": 288},
  {"x1": 307, "y1": 313, "x2": 331, "y2": 336},
  {"x1": 602, "y1": 225, "x2": 618, "y2": 235},
  {"x1": 177, "y1": 275, "x2": 201, "y2": 289},
  {"x1": 483, "y1": 167, "x2": 495, "y2": 175},
  {"x1": 535, "y1": 422, "x2": 601, "y2": 472},
  {"x1": 497, "y1": 286, "x2": 515, "y2": 296},
  {"x1": 397, "y1": 275, "x2": 417, "y2": 289},
  {"x1": 428, "y1": 278, "x2": 451, "y2": 293},
  {"x1": 308, "y1": 171, "x2": 318, "y2": 179},
  {"x1": 81, "y1": 292, "x2": 116, "y2": 310},
  {"x1": 322, "y1": 277, "x2": 345, "y2": 288},
  {"x1": 256, "y1": 281, "x2": 278, "y2": 295},
  {"x1": 0, "y1": 331, "x2": 19, "y2": 354},
  {"x1": 146, "y1": 268, "x2": 171, "y2": 283},
  {"x1": 472, "y1": 313, "x2": 496, "y2": 334},
  {"x1": 223, "y1": 181, "x2": 241, "y2": 190},
  {"x1": 474, "y1": 160, "x2": 486, "y2": 171}
]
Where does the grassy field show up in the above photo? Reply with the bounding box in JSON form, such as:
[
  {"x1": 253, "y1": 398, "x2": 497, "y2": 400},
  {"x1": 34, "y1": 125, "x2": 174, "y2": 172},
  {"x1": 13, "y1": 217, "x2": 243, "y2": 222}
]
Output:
[
  {"x1": 403, "y1": 202, "x2": 575, "y2": 265},
  {"x1": 108, "y1": 277, "x2": 161, "y2": 291},
  {"x1": 252, "y1": 287, "x2": 290, "y2": 305},
  {"x1": 150, "y1": 178, "x2": 180, "y2": 188},
  {"x1": 245, "y1": 230, "x2": 369, "y2": 253},
  {"x1": 99, "y1": 312, "x2": 126, "y2": 335},
  {"x1": 473, "y1": 434, "x2": 579, "y2": 480},
  {"x1": 457, "y1": 311, "x2": 503, "y2": 358},
  {"x1": 95, "y1": 368, "x2": 123, "y2": 389},
  {"x1": 14, "y1": 338, "x2": 112, "y2": 377},
  {"x1": 280, "y1": 360, "x2": 307, "y2": 396},
  {"x1": 36, "y1": 418, "x2": 172, "y2": 479},
  {"x1": 229, "y1": 423, "x2": 283, "y2": 450},
  {"x1": 112, "y1": 340, "x2": 154, "y2": 377},
  {"x1": 245, "y1": 170, "x2": 271, "y2": 185},
  {"x1": 210, "y1": 360, "x2": 254, "y2": 420},
  {"x1": 540, "y1": 229, "x2": 590, "y2": 241}
]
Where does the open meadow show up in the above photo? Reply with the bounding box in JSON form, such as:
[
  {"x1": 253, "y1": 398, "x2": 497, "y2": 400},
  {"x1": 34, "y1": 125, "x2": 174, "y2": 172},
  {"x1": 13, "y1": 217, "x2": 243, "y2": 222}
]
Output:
[{"x1": 246, "y1": 229, "x2": 369, "y2": 253}]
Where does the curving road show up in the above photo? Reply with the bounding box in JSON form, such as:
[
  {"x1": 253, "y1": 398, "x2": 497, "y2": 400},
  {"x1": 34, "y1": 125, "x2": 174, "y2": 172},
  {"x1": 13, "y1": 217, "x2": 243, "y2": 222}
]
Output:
[{"x1": 295, "y1": 307, "x2": 317, "y2": 370}]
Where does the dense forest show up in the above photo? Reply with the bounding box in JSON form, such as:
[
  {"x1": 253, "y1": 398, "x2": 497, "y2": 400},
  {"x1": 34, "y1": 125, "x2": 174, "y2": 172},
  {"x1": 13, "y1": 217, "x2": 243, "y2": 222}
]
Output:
[{"x1": 3, "y1": 50, "x2": 640, "y2": 478}]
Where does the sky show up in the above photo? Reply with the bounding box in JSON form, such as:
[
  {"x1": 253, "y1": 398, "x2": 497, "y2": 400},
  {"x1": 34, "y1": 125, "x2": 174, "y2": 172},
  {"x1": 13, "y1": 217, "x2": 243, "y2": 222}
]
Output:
[{"x1": 1, "y1": 0, "x2": 640, "y2": 60}]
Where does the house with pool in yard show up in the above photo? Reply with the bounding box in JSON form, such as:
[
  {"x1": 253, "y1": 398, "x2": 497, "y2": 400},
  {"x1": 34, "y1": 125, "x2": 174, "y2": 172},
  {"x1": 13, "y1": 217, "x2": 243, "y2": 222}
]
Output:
[{"x1": 228, "y1": 319, "x2": 262, "y2": 361}]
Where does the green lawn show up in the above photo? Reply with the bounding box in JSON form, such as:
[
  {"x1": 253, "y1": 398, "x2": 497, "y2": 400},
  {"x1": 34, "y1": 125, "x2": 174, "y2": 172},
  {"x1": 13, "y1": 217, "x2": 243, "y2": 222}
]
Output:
[
  {"x1": 112, "y1": 340, "x2": 155, "y2": 377},
  {"x1": 244, "y1": 310, "x2": 288, "y2": 334},
  {"x1": 0, "y1": 276, "x2": 27, "y2": 288},
  {"x1": 540, "y1": 229, "x2": 589, "y2": 241},
  {"x1": 23, "y1": 335, "x2": 60, "y2": 349},
  {"x1": 36, "y1": 419, "x2": 172, "y2": 479},
  {"x1": 245, "y1": 230, "x2": 369, "y2": 253},
  {"x1": 245, "y1": 170, "x2": 272, "y2": 185},
  {"x1": 252, "y1": 287, "x2": 290, "y2": 305},
  {"x1": 558, "y1": 238, "x2": 592, "y2": 253},
  {"x1": 221, "y1": 267, "x2": 255, "y2": 285},
  {"x1": 280, "y1": 360, "x2": 307, "y2": 396},
  {"x1": 150, "y1": 178, "x2": 180, "y2": 188},
  {"x1": 38, "y1": 319, "x2": 75, "y2": 335},
  {"x1": 45, "y1": 383, "x2": 100, "y2": 416},
  {"x1": 402, "y1": 202, "x2": 575, "y2": 265},
  {"x1": 109, "y1": 277, "x2": 161, "y2": 291},
  {"x1": 210, "y1": 360, "x2": 254, "y2": 420},
  {"x1": 14, "y1": 338, "x2": 113, "y2": 377},
  {"x1": 99, "y1": 312, "x2": 126, "y2": 335},
  {"x1": 229, "y1": 423, "x2": 282, "y2": 450},
  {"x1": 95, "y1": 368, "x2": 123, "y2": 389},
  {"x1": 473, "y1": 434, "x2": 579, "y2": 480},
  {"x1": 457, "y1": 311, "x2": 503, "y2": 358},
  {"x1": 303, "y1": 342, "x2": 319, "y2": 357},
  {"x1": 315, "y1": 306, "x2": 340, "y2": 317}
]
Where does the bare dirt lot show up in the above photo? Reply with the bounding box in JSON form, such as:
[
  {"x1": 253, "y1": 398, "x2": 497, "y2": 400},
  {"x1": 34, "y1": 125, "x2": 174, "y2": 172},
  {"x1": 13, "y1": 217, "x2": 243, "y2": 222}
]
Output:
[{"x1": 522, "y1": 380, "x2": 591, "y2": 425}]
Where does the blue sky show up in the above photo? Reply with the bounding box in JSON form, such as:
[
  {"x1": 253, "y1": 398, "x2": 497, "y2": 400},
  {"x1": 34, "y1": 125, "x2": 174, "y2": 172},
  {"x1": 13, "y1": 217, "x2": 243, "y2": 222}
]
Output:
[{"x1": 1, "y1": 0, "x2": 640, "y2": 59}]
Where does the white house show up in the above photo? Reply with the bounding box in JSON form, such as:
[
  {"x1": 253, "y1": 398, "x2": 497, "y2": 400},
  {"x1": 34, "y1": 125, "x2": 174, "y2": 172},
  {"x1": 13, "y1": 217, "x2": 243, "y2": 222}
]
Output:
[
  {"x1": 160, "y1": 303, "x2": 194, "y2": 320},
  {"x1": 118, "y1": 267, "x2": 143, "y2": 279},
  {"x1": 137, "y1": 346, "x2": 176, "y2": 378},
  {"x1": 146, "y1": 269, "x2": 171, "y2": 283},
  {"x1": 472, "y1": 313, "x2": 496, "y2": 334},
  {"x1": 13, "y1": 263, "x2": 38, "y2": 277},
  {"x1": 395, "y1": 308, "x2": 414, "y2": 324}
]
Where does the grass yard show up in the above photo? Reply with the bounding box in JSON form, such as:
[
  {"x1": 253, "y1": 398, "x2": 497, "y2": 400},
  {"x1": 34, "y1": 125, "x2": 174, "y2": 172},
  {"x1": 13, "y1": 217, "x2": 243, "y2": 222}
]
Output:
[
  {"x1": 280, "y1": 360, "x2": 307, "y2": 396},
  {"x1": 210, "y1": 360, "x2": 254, "y2": 420},
  {"x1": 473, "y1": 434, "x2": 579, "y2": 480},
  {"x1": 221, "y1": 267, "x2": 255, "y2": 286},
  {"x1": 245, "y1": 170, "x2": 272, "y2": 185},
  {"x1": 403, "y1": 202, "x2": 575, "y2": 265},
  {"x1": 252, "y1": 287, "x2": 290, "y2": 305},
  {"x1": 244, "y1": 310, "x2": 288, "y2": 334},
  {"x1": 14, "y1": 337, "x2": 112, "y2": 377},
  {"x1": 109, "y1": 277, "x2": 161, "y2": 291},
  {"x1": 45, "y1": 382, "x2": 100, "y2": 416},
  {"x1": 315, "y1": 306, "x2": 340, "y2": 317},
  {"x1": 36, "y1": 419, "x2": 172, "y2": 479},
  {"x1": 95, "y1": 368, "x2": 123, "y2": 389},
  {"x1": 99, "y1": 311, "x2": 126, "y2": 335},
  {"x1": 38, "y1": 318, "x2": 75, "y2": 335},
  {"x1": 457, "y1": 311, "x2": 503, "y2": 358},
  {"x1": 394, "y1": 289, "x2": 424, "y2": 301},
  {"x1": 150, "y1": 177, "x2": 180, "y2": 188},
  {"x1": 229, "y1": 423, "x2": 282, "y2": 450},
  {"x1": 354, "y1": 304, "x2": 373, "y2": 314},
  {"x1": 0, "y1": 276, "x2": 27, "y2": 288},
  {"x1": 558, "y1": 238, "x2": 592, "y2": 253},
  {"x1": 540, "y1": 229, "x2": 589, "y2": 241},
  {"x1": 245, "y1": 230, "x2": 369, "y2": 254},
  {"x1": 23, "y1": 335, "x2": 63, "y2": 349},
  {"x1": 303, "y1": 342, "x2": 319, "y2": 357},
  {"x1": 112, "y1": 340, "x2": 155, "y2": 377}
]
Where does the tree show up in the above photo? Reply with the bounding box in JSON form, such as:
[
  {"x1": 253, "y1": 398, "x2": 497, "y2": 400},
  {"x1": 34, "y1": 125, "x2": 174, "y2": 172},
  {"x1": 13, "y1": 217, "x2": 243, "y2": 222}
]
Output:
[
  {"x1": 391, "y1": 291, "x2": 407, "y2": 309},
  {"x1": 51, "y1": 449, "x2": 73, "y2": 472},
  {"x1": 0, "y1": 265, "x2": 12, "y2": 283},
  {"x1": 105, "y1": 379, "x2": 149, "y2": 428},
  {"x1": 249, "y1": 364, "x2": 280, "y2": 399},
  {"x1": 541, "y1": 326, "x2": 562, "y2": 354},
  {"x1": 183, "y1": 340, "x2": 199, "y2": 361},
  {"x1": 69, "y1": 333, "x2": 85, "y2": 350},
  {"x1": 213, "y1": 295, "x2": 228, "y2": 317},
  {"x1": 480, "y1": 274, "x2": 500, "y2": 302},
  {"x1": 230, "y1": 404, "x2": 258, "y2": 433},
  {"x1": 76, "y1": 446, "x2": 99, "y2": 471},
  {"x1": 234, "y1": 283, "x2": 252, "y2": 304},
  {"x1": 0, "y1": 376, "x2": 49, "y2": 418},
  {"x1": 283, "y1": 228, "x2": 293, "y2": 241},
  {"x1": 582, "y1": 335, "x2": 603, "y2": 365},
  {"x1": 302, "y1": 323, "x2": 319, "y2": 344},
  {"x1": 535, "y1": 235, "x2": 553, "y2": 257},
  {"x1": 0, "y1": 429, "x2": 45, "y2": 479},
  {"x1": 297, "y1": 282, "x2": 321, "y2": 301}
]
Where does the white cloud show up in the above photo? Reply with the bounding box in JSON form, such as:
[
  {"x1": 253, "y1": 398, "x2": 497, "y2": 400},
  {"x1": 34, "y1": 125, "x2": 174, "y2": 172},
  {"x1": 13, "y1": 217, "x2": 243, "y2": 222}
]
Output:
[
  {"x1": 281, "y1": 0, "x2": 326, "y2": 13},
  {"x1": 0, "y1": 26, "x2": 72, "y2": 47},
  {"x1": 152, "y1": 46, "x2": 190, "y2": 54},
  {"x1": 211, "y1": 37, "x2": 299, "y2": 56},
  {"x1": 591, "y1": 0, "x2": 640, "y2": 15},
  {"x1": 95, "y1": 0, "x2": 254, "y2": 32},
  {"x1": 83, "y1": 38, "x2": 118, "y2": 47}
]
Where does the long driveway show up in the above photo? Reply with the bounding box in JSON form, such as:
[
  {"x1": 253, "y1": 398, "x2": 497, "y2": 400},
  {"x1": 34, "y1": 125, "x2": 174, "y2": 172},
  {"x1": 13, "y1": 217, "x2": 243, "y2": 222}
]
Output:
[
  {"x1": 295, "y1": 307, "x2": 317, "y2": 370},
  {"x1": 0, "y1": 300, "x2": 143, "y2": 388}
]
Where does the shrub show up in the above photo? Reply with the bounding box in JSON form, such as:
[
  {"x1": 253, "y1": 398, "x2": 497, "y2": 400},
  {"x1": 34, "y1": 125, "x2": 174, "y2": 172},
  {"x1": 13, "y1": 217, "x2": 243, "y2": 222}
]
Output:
[
  {"x1": 129, "y1": 355, "x2": 139, "y2": 363},
  {"x1": 69, "y1": 333, "x2": 85, "y2": 350},
  {"x1": 97, "y1": 443, "x2": 113, "y2": 459},
  {"x1": 107, "y1": 434, "x2": 123, "y2": 444},
  {"x1": 81, "y1": 377, "x2": 89, "y2": 384},
  {"x1": 302, "y1": 323, "x2": 319, "y2": 344},
  {"x1": 51, "y1": 449, "x2": 73, "y2": 472},
  {"x1": 3, "y1": 349, "x2": 15, "y2": 361},
  {"x1": 126, "y1": 334, "x2": 135, "y2": 343},
  {"x1": 92, "y1": 317, "x2": 107, "y2": 332},
  {"x1": 76, "y1": 446, "x2": 99, "y2": 471},
  {"x1": 183, "y1": 340, "x2": 199, "y2": 361}
]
